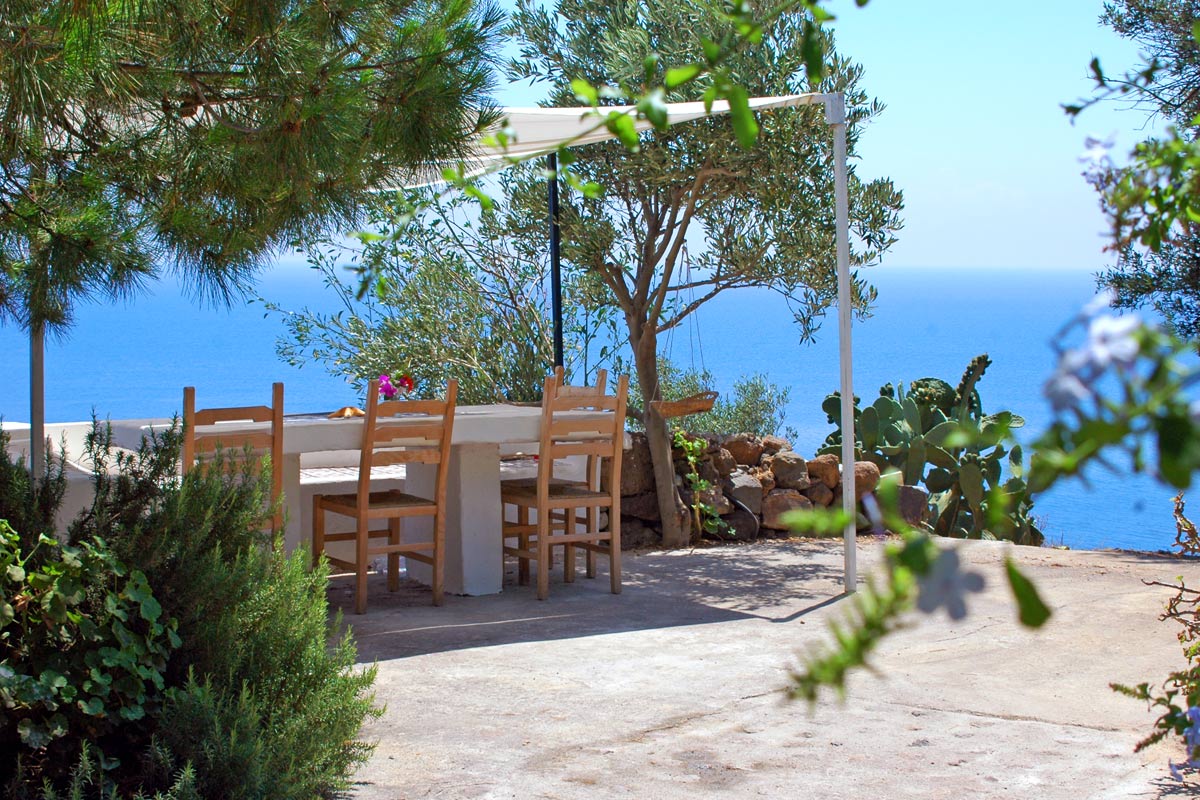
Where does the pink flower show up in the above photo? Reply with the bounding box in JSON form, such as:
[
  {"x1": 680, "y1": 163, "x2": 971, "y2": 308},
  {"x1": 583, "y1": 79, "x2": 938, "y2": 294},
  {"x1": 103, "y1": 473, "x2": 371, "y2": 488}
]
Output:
[{"x1": 378, "y1": 374, "x2": 397, "y2": 400}]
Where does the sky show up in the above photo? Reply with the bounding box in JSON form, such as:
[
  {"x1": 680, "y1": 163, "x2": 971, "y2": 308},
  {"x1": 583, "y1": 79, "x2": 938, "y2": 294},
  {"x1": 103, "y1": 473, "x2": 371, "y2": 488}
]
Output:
[{"x1": 494, "y1": 0, "x2": 1153, "y2": 272}]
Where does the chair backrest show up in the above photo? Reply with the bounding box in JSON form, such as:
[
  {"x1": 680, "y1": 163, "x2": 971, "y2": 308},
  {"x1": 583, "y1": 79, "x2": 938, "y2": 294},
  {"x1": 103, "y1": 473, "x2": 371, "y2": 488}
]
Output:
[
  {"x1": 552, "y1": 366, "x2": 608, "y2": 400},
  {"x1": 358, "y1": 379, "x2": 458, "y2": 510},
  {"x1": 536, "y1": 373, "x2": 628, "y2": 494},
  {"x1": 182, "y1": 382, "x2": 285, "y2": 533}
]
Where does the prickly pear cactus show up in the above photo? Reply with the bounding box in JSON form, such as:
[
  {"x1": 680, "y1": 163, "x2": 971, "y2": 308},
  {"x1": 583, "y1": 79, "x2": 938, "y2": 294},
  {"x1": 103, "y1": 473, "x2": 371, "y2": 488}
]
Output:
[{"x1": 819, "y1": 354, "x2": 1043, "y2": 546}]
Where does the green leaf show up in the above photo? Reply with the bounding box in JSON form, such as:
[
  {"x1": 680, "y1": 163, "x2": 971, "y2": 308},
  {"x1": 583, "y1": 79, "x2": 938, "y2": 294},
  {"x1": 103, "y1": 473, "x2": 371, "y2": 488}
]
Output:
[
  {"x1": 6, "y1": 564, "x2": 24, "y2": 582},
  {"x1": 665, "y1": 64, "x2": 702, "y2": 89},
  {"x1": 701, "y1": 38, "x2": 721, "y2": 64},
  {"x1": 726, "y1": 85, "x2": 758, "y2": 149},
  {"x1": 637, "y1": 88, "x2": 669, "y2": 129},
  {"x1": 605, "y1": 112, "x2": 641, "y2": 151},
  {"x1": 1005, "y1": 558, "x2": 1051, "y2": 628},
  {"x1": 570, "y1": 78, "x2": 599, "y2": 106},
  {"x1": 1155, "y1": 409, "x2": 1200, "y2": 489},
  {"x1": 139, "y1": 595, "x2": 162, "y2": 623}
]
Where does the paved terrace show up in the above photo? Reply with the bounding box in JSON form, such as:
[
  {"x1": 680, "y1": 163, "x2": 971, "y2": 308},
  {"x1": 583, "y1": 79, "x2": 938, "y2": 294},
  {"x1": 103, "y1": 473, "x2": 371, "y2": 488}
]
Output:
[{"x1": 335, "y1": 538, "x2": 1198, "y2": 799}]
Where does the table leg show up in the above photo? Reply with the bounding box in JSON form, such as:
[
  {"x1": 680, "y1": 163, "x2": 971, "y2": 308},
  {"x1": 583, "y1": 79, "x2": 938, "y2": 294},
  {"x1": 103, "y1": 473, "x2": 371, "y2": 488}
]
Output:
[
  {"x1": 405, "y1": 443, "x2": 502, "y2": 595},
  {"x1": 282, "y1": 454, "x2": 304, "y2": 553}
]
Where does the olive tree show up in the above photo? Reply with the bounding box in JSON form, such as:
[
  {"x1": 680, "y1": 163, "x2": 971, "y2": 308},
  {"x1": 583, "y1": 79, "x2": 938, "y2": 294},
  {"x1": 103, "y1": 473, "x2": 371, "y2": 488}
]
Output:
[{"x1": 506, "y1": 0, "x2": 904, "y2": 545}]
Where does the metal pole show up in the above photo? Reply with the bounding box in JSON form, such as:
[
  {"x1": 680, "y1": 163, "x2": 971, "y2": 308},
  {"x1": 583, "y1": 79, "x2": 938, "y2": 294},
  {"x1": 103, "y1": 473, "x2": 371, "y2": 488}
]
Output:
[
  {"x1": 547, "y1": 152, "x2": 564, "y2": 368},
  {"x1": 30, "y1": 323, "x2": 44, "y2": 481},
  {"x1": 826, "y1": 93, "x2": 857, "y2": 593}
]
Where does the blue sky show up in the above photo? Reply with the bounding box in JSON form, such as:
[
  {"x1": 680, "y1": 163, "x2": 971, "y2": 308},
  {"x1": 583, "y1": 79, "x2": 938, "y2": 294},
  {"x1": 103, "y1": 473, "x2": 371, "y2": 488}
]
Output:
[{"x1": 498, "y1": 0, "x2": 1152, "y2": 272}]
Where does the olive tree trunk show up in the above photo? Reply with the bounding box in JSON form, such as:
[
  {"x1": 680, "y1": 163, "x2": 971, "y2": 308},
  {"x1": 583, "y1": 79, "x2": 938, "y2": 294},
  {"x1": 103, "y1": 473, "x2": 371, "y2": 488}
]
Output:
[{"x1": 629, "y1": 322, "x2": 690, "y2": 547}]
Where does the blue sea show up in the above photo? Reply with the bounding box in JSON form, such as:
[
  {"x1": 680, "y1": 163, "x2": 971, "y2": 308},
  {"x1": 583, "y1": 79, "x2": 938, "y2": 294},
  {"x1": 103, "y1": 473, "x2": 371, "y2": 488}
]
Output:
[{"x1": 0, "y1": 263, "x2": 1182, "y2": 552}]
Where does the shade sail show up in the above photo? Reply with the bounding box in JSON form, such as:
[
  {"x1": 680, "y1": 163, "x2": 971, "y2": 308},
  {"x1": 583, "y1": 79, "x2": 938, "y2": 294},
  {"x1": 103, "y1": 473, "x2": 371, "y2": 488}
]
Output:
[{"x1": 473, "y1": 93, "x2": 826, "y2": 167}]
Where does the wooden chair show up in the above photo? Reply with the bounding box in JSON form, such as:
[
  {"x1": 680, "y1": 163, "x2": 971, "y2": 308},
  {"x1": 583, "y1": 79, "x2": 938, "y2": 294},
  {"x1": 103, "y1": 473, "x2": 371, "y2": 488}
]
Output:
[
  {"x1": 312, "y1": 379, "x2": 457, "y2": 614},
  {"x1": 502, "y1": 367, "x2": 608, "y2": 583},
  {"x1": 501, "y1": 373, "x2": 628, "y2": 600},
  {"x1": 182, "y1": 382, "x2": 285, "y2": 535}
]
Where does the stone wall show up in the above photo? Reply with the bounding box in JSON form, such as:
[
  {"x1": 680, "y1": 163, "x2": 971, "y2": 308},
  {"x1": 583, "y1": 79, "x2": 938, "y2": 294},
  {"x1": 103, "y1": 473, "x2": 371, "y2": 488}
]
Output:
[{"x1": 617, "y1": 432, "x2": 926, "y2": 548}]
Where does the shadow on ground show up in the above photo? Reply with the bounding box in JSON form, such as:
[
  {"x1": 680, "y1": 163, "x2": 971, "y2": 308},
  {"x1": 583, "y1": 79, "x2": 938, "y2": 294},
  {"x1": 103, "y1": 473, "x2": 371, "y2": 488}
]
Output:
[{"x1": 332, "y1": 539, "x2": 850, "y2": 663}]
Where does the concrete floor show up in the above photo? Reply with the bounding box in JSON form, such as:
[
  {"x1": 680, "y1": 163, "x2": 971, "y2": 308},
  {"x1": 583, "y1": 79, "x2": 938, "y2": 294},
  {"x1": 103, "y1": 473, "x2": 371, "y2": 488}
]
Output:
[{"x1": 332, "y1": 538, "x2": 1199, "y2": 799}]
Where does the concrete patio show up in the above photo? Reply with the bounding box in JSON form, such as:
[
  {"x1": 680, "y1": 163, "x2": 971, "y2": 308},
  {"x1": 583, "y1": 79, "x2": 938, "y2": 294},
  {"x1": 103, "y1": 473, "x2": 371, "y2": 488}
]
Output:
[{"x1": 335, "y1": 537, "x2": 1197, "y2": 799}]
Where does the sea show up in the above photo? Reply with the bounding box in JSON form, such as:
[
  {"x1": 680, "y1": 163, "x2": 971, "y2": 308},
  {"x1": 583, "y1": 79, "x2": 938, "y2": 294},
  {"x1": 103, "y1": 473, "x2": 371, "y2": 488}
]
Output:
[{"x1": 0, "y1": 263, "x2": 1184, "y2": 553}]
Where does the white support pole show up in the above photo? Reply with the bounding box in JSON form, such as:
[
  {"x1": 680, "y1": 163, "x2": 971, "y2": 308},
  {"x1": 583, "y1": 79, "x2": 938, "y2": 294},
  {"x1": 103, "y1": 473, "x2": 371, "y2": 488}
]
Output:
[
  {"x1": 826, "y1": 93, "x2": 857, "y2": 593},
  {"x1": 30, "y1": 324, "x2": 45, "y2": 481}
]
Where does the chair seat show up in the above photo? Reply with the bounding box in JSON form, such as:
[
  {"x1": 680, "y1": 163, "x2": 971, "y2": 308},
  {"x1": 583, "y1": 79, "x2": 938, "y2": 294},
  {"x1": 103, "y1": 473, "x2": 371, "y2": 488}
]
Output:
[
  {"x1": 501, "y1": 481, "x2": 611, "y2": 505},
  {"x1": 500, "y1": 476, "x2": 585, "y2": 491},
  {"x1": 317, "y1": 489, "x2": 436, "y2": 513}
]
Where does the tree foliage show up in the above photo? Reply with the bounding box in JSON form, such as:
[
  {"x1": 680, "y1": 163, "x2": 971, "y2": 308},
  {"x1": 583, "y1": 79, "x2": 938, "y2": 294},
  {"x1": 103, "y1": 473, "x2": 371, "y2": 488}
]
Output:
[
  {"x1": 505, "y1": 0, "x2": 903, "y2": 544},
  {"x1": 1087, "y1": 1, "x2": 1200, "y2": 336},
  {"x1": 270, "y1": 184, "x2": 620, "y2": 404},
  {"x1": 0, "y1": 0, "x2": 503, "y2": 329}
]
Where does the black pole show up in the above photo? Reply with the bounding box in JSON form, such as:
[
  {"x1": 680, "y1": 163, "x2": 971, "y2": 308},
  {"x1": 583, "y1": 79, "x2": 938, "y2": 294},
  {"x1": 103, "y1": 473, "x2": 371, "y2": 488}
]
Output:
[{"x1": 547, "y1": 152, "x2": 564, "y2": 368}]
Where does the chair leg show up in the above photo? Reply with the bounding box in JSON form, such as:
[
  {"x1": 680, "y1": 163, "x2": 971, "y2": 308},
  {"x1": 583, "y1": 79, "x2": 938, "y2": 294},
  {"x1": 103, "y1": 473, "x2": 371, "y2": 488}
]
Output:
[
  {"x1": 432, "y1": 510, "x2": 445, "y2": 607},
  {"x1": 563, "y1": 509, "x2": 575, "y2": 584},
  {"x1": 609, "y1": 506, "x2": 622, "y2": 595},
  {"x1": 536, "y1": 509, "x2": 550, "y2": 601},
  {"x1": 586, "y1": 506, "x2": 598, "y2": 579},
  {"x1": 387, "y1": 517, "x2": 401, "y2": 592},
  {"x1": 312, "y1": 498, "x2": 325, "y2": 571},
  {"x1": 517, "y1": 506, "x2": 530, "y2": 586},
  {"x1": 355, "y1": 513, "x2": 369, "y2": 615}
]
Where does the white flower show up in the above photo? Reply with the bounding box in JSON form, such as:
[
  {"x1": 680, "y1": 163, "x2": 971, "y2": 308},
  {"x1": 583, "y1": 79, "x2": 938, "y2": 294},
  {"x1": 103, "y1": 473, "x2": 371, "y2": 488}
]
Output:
[
  {"x1": 1044, "y1": 368, "x2": 1093, "y2": 411},
  {"x1": 1085, "y1": 314, "x2": 1142, "y2": 369},
  {"x1": 916, "y1": 548, "x2": 986, "y2": 621},
  {"x1": 1185, "y1": 706, "x2": 1200, "y2": 762},
  {"x1": 1079, "y1": 133, "x2": 1116, "y2": 167},
  {"x1": 1079, "y1": 289, "x2": 1118, "y2": 319}
]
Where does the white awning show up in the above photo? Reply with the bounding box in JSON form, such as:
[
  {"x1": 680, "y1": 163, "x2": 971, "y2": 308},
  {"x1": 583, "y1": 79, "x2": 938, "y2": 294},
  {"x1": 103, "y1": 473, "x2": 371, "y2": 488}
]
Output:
[{"x1": 475, "y1": 93, "x2": 826, "y2": 166}]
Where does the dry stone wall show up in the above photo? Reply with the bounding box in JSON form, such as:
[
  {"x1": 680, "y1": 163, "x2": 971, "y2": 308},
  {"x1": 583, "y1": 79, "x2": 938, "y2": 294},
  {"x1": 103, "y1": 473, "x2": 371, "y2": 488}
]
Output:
[{"x1": 617, "y1": 432, "x2": 926, "y2": 549}]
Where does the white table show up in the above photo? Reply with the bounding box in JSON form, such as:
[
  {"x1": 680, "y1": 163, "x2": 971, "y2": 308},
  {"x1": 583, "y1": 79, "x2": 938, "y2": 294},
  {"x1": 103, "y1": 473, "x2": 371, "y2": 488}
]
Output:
[{"x1": 211, "y1": 404, "x2": 611, "y2": 596}]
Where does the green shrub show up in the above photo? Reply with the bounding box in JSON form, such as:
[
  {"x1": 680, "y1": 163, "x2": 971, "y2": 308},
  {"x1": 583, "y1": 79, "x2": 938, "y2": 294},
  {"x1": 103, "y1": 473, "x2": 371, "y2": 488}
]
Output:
[
  {"x1": 153, "y1": 550, "x2": 379, "y2": 800},
  {"x1": 0, "y1": 521, "x2": 178, "y2": 787},
  {"x1": 2, "y1": 422, "x2": 379, "y2": 799},
  {"x1": 626, "y1": 357, "x2": 792, "y2": 437},
  {"x1": 0, "y1": 427, "x2": 66, "y2": 551}
]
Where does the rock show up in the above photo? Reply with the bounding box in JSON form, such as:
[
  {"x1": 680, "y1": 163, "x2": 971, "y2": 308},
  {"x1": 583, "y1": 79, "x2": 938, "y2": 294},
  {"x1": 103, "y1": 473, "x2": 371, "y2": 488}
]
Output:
[
  {"x1": 803, "y1": 483, "x2": 835, "y2": 507},
  {"x1": 852, "y1": 461, "x2": 881, "y2": 500},
  {"x1": 712, "y1": 447, "x2": 738, "y2": 477},
  {"x1": 762, "y1": 435, "x2": 792, "y2": 455},
  {"x1": 681, "y1": 486, "x2": 733, "y2": 517},
  {"x1": 619, "y1": 517, "x2": 660, "y2": 549},
  {"x1": 721, "y1": 507, "x2": 760, "y2": 541},
  {"x1": 762, "y1": 488, "x2": 813, "y2": 530},
  {"x1": 617, "y1": 432, "x2": 655, "y2": 495},
  {"x1": 752, "y1": 468, "x2": 776, "y2": 496},
  {"x1": 725, "y1": 471, "x2": 763, "y2": 515},
  {"x1": 621, "y1": 491, "x2": 661, "y2": 522},
  {"x1": 807, "y1": 453, "x2": 841, "y2": 490},
  {"x1": 722, "y1": 433, "x2": 764, "y2": 467},
  {"x1": 898, "y1": 484, "x2": 930, "y2": 526},
  {"x1": 770, "y1": 451, "x2": 812, "y2": 491}
]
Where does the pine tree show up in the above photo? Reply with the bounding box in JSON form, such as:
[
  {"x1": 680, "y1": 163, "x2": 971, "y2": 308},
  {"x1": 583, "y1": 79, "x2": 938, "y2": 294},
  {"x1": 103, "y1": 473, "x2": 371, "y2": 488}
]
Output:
[{"x1": 0, "y1": 0, "x2": 502, "y2": 473}]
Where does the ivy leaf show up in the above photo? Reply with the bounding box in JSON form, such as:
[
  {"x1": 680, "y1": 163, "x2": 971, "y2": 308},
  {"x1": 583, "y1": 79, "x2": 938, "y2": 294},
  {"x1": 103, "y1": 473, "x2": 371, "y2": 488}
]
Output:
[{"x1": 1005, "y1": 558, "x2": 1051, "y2": 628}]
